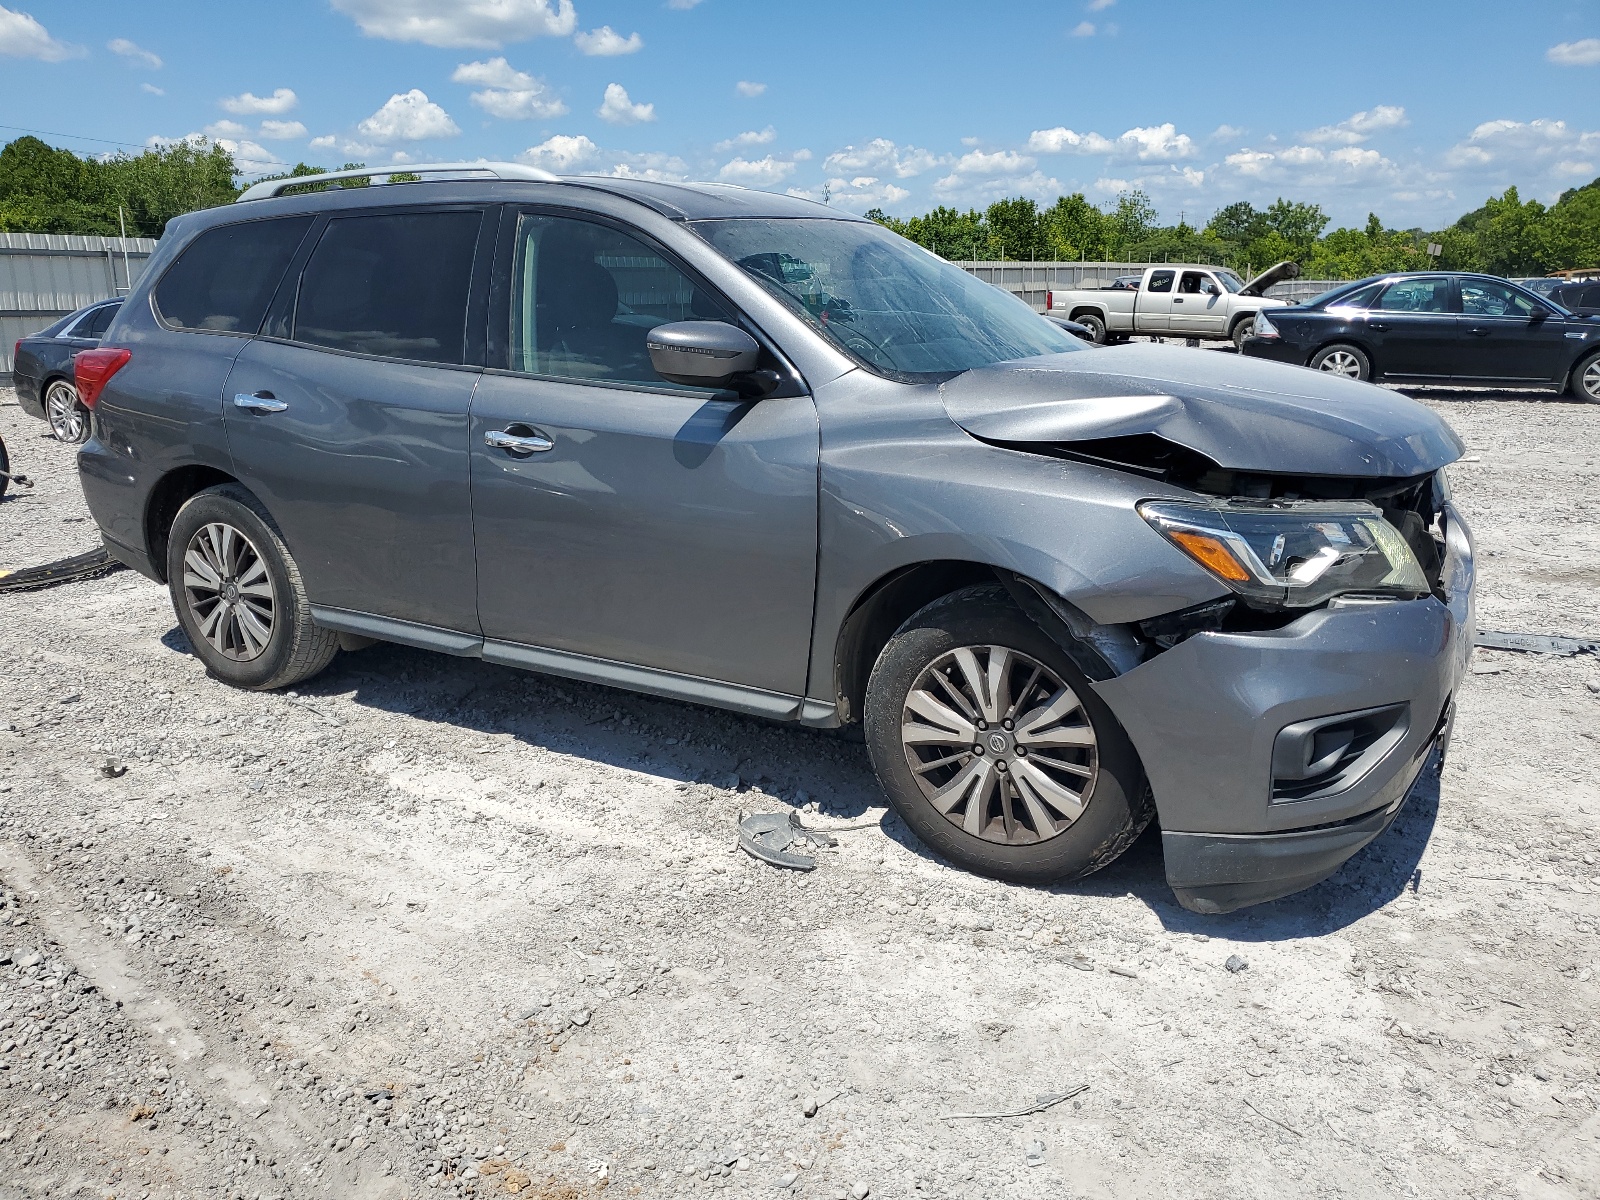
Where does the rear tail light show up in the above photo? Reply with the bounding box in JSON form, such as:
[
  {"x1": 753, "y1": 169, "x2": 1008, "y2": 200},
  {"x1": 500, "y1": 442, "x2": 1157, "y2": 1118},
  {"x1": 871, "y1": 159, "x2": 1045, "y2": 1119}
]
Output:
[{"x1": 74, "y1": 348, "x2": 132, "y2": 408}]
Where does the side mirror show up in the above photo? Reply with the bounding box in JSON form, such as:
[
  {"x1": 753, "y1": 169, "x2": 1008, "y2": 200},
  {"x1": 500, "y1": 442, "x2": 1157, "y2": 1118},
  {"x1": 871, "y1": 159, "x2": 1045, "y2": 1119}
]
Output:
[{"x1": 647, "y1": 321, "x2": 760, "y2": 388}]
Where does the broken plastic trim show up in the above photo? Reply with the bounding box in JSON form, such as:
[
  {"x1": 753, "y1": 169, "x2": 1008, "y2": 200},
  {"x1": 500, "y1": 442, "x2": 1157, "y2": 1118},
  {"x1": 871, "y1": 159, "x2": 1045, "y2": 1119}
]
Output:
[
  {"x1": 1474, "y1": 630, "x2": 1600, "y2": 657},
  {"x1": 738, "y1": 812, "x2": 839, "y2": 871}
]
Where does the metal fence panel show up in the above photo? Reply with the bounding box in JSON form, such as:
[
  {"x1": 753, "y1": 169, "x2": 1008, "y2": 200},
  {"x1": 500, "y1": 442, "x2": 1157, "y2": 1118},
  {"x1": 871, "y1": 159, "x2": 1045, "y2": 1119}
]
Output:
[{"x1": 0, "y1": 232, "x2": 158, "y2": 375}]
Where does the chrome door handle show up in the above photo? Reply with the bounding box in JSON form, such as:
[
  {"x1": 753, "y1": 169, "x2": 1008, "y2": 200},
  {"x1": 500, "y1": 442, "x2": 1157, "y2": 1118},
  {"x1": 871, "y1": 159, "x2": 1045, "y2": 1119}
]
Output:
[
  {"x1": 484, "y1": 428, "x2": 554, "y2": 454},
  {"x1": 1368, "y1": 322, "x2": 1389, "y2": 331},
  {"x1": 1467, "y1": 327, "x2": 1491, "y2": 337},
  {"x1": 233, "y1": 392, "x2": 287, "y2": 413}
]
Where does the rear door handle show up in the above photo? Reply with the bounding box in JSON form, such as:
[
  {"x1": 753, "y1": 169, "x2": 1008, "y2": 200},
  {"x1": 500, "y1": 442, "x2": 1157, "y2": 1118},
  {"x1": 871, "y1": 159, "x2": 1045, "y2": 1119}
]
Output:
[
  {"x1": 233, "y1": 392, "x2": 287, "y2": 413},
  {"x1": 1173, "y1": 298, "x2": 1185, "y2": 303},
  {"x1": 485, "y1": 427, "x2": 554, "y2": 455},
  {"x1": 1368, "y1": 322, "x2": 1389, "y2": 331},
  {"x1": 1467, "y1": 327, "x2": 1491, "y2": 337}
]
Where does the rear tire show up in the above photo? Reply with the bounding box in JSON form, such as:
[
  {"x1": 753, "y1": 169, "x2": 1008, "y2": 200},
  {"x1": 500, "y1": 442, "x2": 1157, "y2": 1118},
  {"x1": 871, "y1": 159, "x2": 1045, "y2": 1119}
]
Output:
[
  {"x1": 1569, "y1": 350, "x2": 1600, "y2": 402},
  {"x1": 1074, "y1": 312, "x2": 1108, "y2": 345},
  {"x1": 1309, "y1": 342, "x2": 1371, "y2": 381},
  {"x1": 863, "y1": 584, "x2": 1151, "y2": 885},
  {"x1": 165, "y1": 484, "x2": 339, "y2": 691},
  {"x1": 44, "y1": 379, "x2": 90, "y2": 444}
]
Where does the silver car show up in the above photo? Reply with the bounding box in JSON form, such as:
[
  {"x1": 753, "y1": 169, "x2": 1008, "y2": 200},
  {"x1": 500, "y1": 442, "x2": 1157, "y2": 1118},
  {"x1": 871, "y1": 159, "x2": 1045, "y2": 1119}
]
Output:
[{"x1": 76, "y1": 164, "x2": 1473, "y2": 913}]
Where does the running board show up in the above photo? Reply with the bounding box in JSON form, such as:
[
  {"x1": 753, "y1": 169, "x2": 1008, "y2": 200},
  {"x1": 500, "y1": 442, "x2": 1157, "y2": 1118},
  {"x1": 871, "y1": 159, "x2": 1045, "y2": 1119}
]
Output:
[{"x1": 309, "y1": 605, "x2": 818, "y2": 721}]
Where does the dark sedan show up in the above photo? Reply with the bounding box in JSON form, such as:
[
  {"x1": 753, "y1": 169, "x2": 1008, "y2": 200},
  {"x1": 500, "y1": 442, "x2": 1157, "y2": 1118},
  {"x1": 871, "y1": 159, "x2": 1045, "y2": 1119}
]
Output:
[
  {"x1": 1243, "y1": 272, "x2": 1600, "y2": 400},
  {"x1": 12, "y1": 298, "x2": 122, "y2": 442}
]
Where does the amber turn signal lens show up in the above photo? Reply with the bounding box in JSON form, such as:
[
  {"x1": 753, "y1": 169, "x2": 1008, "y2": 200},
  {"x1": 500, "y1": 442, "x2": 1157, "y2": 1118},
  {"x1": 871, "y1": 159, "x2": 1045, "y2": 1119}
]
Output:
[{"x1": 1168, "y1": 530, "x2": 1251, "y2": 582}]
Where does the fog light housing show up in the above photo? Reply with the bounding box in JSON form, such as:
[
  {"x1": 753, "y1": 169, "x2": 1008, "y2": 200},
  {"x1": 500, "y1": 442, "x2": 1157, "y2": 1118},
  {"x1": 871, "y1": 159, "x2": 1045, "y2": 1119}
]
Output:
[{"x1": 1270, "y1": 703, "x2": 1409, "y2": 802}]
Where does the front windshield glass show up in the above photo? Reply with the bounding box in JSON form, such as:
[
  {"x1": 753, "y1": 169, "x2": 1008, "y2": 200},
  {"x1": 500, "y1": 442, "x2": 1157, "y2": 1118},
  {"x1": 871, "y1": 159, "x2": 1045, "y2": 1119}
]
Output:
[
  {"x1": 692, "y1": 217, "x2": 1084, "y2": 381},
  {"x1": 1213, "y1": 269, "x2": 1245, "y2": 293}
]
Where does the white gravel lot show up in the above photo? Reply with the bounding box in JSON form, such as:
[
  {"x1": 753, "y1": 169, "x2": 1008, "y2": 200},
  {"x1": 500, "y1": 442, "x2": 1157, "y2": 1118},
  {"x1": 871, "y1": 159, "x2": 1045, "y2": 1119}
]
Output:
[{"x1": 1, "y1": 382, "x2": 1598, "y2": 1200}]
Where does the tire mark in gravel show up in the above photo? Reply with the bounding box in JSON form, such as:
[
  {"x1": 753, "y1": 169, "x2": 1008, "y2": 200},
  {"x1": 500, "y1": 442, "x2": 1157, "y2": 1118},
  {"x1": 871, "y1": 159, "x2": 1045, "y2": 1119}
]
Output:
[{"x1": 0, "y1": 841, "x2": 404, "y2": 1199}]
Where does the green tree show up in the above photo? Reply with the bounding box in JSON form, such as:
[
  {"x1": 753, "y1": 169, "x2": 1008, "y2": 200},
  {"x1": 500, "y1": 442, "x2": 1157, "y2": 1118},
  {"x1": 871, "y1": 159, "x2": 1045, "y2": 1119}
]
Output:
[
  {"x1": 982, "y1": 197, "x2": 1044, "y2": 260},
  {"x1": 0, "y1": 135, "x2": 238, "y2": 238},
  {"x1": 1040, "y1": 193, "x2": 1111, "y2": 260}
]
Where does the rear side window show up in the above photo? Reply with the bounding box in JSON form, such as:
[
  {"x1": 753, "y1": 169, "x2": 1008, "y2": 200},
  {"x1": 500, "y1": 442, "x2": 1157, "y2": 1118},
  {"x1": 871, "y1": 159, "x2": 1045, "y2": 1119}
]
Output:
[
  {"x1": 1147, "y1": 271, "x2": 1174, "y2": 293},
  {"x1": 155, "y1": 217, "x2": 313, "y2": 334},
  {"x1": 79, "y1": 304, "x2": 118, "y2": 338},
  {"x1": 292, "y1": 211, "x2": 481, "y2": 364}
]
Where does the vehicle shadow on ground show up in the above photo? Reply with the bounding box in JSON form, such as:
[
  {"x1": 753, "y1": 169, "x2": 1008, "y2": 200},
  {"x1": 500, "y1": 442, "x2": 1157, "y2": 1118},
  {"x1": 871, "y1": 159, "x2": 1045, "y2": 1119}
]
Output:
[{"x1": 160, "y1": 625, "x2": 1437, "y2": 938}]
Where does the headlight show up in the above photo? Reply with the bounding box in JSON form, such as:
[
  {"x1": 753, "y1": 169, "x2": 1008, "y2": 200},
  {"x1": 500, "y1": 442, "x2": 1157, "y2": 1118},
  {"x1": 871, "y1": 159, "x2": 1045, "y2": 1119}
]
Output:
[
  {"x1": 1139, "y1": 498, "x2": 1429, "y2": 609},
  {"x1": 1252, "y1": 311, "x2": 1280, "y2": 338}
]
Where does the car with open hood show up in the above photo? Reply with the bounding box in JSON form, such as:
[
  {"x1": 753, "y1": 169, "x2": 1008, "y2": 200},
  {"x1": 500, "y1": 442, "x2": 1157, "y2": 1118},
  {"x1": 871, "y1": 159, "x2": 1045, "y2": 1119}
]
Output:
[
  {"x1": 75, "y1": 164, "x2": 1473, "y2": 914},
  {"x1": 1043, "y1": 261, "x2": 1300, "y2": 349}
]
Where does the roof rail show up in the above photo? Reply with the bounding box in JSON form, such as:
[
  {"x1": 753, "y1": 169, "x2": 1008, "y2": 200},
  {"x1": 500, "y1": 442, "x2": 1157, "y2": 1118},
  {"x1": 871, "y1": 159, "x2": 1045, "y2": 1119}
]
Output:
[{"x1": 236, "y1": 161, "x2": 558, "y2": 203}]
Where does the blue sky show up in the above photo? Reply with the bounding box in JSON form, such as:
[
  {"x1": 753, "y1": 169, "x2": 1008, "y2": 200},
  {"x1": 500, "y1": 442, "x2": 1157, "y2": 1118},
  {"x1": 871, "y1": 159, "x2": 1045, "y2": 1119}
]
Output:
[{"x1": 3, "y1": 0, "x2": 1599, "y2": 230}]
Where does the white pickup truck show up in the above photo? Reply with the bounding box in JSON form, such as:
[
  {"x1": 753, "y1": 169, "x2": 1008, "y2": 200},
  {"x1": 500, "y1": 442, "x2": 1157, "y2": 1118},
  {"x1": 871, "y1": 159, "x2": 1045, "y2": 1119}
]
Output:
[{"x1": 1045, "y1": 261, "x2": 1300, "y2": 350}]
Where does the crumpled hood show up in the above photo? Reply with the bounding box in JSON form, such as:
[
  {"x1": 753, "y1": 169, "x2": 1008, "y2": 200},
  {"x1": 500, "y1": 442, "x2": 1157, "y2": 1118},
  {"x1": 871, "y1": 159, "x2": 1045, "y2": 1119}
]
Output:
[{"x1": 941, "y1": 343, "x2": 1465, "y2": 478}]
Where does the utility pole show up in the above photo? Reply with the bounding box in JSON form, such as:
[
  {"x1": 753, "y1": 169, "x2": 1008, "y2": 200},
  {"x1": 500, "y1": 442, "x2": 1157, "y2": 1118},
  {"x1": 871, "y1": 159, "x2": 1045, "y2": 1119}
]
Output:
[{"x1": 118, "y1": 205, "x2": 131, "y2": 293}]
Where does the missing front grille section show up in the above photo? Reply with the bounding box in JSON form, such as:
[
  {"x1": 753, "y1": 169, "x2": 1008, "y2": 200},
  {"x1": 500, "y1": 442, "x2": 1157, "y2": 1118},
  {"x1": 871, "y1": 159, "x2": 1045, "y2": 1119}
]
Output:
[{"x1": 1271, "y1": 703, "x2": 1410, "y2": 803}]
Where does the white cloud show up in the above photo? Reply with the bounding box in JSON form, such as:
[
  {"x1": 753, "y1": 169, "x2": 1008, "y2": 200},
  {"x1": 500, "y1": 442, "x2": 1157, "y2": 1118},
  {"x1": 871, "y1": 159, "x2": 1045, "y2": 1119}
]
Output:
[
  {"x1": 1028, "y1": 122, "x2": 1195, "y2": 161},
  {"x1": 668, "y1": 0, "x2": 703, "y2": 8},
  {"x1": 793, "y1": 148, "x2": 813, "y2": 161},
  {"x1": 1071, "y1": 21, "x2": 1095, "y2": 36},
  {"x1": 1444, "y1": 117, "x2": 1600, "y2": 171},
  {"x1": 330, "y1": 0, "x2": 575, "y2": 48},
  {"x1": 597, "y1": 82, "x2": 655, "y2": 124},
  {"x1": 358, "y1": 89, "x2": 461, "y2": 140},
  {"x1": 735, "y1": 80, "x2": 766, "y2": 98},
  {"x1": 1211, "y1": 124, "x2": 1244, "y2": 140},
  {"x1": 221, "y1": 88, "x2": 298, "y2": 115},
  {"x1": 1222, "y1": 149, "x2": 1275, "y2": 177},
  {"x1": 0, "y1": 5, "x2": 79, "y2": 60},
  {"x1": 453, "y1": 58, "x2": 566, "y2": 119},
  {"x1": 204, "y1": 119, "x2": 252, "y2": 140},
  {"x1": 1547, "y1": 38, "x2": 1600, "y2": 66},
  {"x1": 605, "y1": 150, "x2": 689, "y2": 182},
  {"x1": 1087, "y1": 0, "x2": 1116, "y2": 9},
  {"x1": 717, "y1": 155, "x2": 798, "y2": 186},
  {"x1": 141, "y1": 82, "x2": 164, "y2": 96},
  {"x1": 787, "y1": 177, "x2": 912, "y2": 212},
  {"x1": 824, "y1": 138, "x2": 942, "y2": 178},
  {"x1": 517, "y1": 133, "x2": 598, "y2": 171},
  {"x1": 575, "y1": 25, "x2": 642, "y2": 56},
  {"x1": 258, "y1": 119, "x2": 308, "y2": 140},
  {"x1": 107, "y1": 37, "x2": 161, "y2": 69},
  {"x1": 715, "y1": 126, "x2": 777, "y2": 152},
  {"x1": 1302, "y1": 105, "x2": 1407, "y2": 145},
  {"x1": 152, "y1": 132, "x2": 280, "y2": 176},
  {"x1": 309, "y1": 134, "x2": 338, "y2": 151}
]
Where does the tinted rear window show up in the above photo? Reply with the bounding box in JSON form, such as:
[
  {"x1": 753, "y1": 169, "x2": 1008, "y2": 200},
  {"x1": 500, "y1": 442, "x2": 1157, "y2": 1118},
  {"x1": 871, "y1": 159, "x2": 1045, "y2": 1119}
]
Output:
[
  {"x1": 79, "y1": 304, "x2": 119, "y2": 338},
  {"x1": 292, "y1": 211, "x2": 481, "y2": 364},
  {"x1": 155, "y1": 217, "x2": 313, "y2": 334}
]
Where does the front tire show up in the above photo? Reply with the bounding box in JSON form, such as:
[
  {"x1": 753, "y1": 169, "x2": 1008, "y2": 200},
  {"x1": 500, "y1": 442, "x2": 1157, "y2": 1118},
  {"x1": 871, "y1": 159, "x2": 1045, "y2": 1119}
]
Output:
[
  {"x1": 864, "y1": 585, "x2": 1151, "y2": 885},
  {"x1": 44, "y1": 379, "x2": 90, "y2": 444},
  {"x1": 1309, "y1": 342, "x2": 1371, "y2": 381},
  {"x1": 1232, "y1": 318, "x2": 1255, "y2": 352},
  {"x1": 165, "y1": 484, "x2": 339, "y2": 691},
  {"x1": 1569, "y1": 350, "x2": 1600, "y2": 402},
  {"x1": 1074, "y1": 312, "x2": 1108, "y2": 345}
]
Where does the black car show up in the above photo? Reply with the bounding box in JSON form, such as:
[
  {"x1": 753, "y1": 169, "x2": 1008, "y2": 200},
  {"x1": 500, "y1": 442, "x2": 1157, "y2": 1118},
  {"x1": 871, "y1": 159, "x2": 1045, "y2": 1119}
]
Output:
[
  {"x1": 1242, "y1": 272, "x2": 1600, "y2": 399},
  {"x1": 1547, "y1": 280, "x2": 1600, "y2": 315},
  {"x1": 12, "y1": 298, "x2": 122, "y2": 442}
]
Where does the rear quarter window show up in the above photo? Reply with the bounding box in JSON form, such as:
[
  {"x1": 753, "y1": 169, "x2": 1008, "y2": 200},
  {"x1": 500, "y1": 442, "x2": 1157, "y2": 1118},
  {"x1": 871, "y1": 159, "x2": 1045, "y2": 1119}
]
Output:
[{"x1": 154, "y1": 216, "x2": 314, "y2": 334}]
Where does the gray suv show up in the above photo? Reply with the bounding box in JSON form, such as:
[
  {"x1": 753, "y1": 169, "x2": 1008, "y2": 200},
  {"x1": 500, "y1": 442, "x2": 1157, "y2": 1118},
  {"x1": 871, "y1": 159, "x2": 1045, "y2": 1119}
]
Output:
[{"x1": 75, "y1": 164, "x2": 1474, "y2": 914}]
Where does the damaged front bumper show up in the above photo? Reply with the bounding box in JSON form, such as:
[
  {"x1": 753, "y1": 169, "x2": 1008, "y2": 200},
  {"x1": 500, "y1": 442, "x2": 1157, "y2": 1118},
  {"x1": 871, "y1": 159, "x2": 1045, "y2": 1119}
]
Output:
[{"x1": 1094, "y1": 503, "x2": 1474, "y2": 913}]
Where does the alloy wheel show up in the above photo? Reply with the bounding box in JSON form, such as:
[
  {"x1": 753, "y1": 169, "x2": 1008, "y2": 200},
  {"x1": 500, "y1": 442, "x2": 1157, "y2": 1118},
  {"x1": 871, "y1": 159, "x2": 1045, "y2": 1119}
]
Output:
[
  {"x1": 181, "y1": 522, "x2": 276, "y2": 661},
  {"x1": 900, "y1": 645, "x2": 1099, "y2": 845},
  {"x1": 1583, "y1": 357, "x2": 1600, "y2": 401},
  {"x1": 45, "y1": 381, "x2": 87, "y2": 442},
  {"x1": 1318, "y1": 350, "x2": 1363, "y2": 378}
]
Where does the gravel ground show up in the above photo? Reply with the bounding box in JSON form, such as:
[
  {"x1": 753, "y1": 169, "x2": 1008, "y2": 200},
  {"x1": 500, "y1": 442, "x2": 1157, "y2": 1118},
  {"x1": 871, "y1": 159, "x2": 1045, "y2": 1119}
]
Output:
[{"x1": 1, "y1": 382, "x2": 1598, "y2": 1200}]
